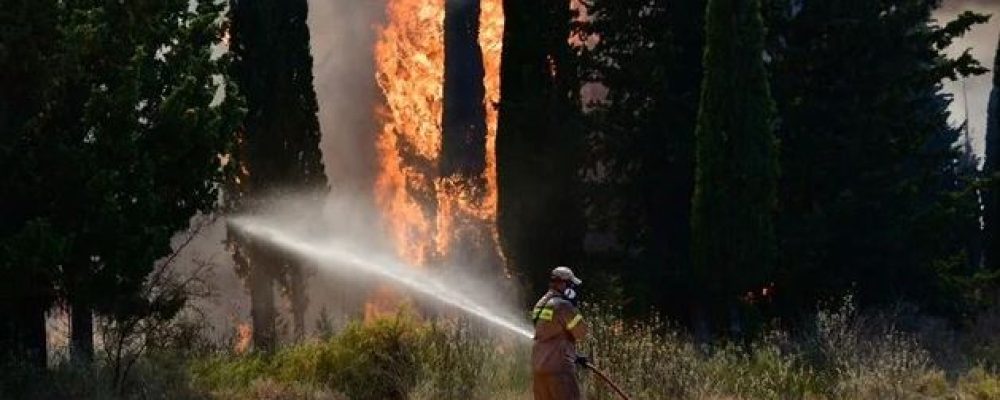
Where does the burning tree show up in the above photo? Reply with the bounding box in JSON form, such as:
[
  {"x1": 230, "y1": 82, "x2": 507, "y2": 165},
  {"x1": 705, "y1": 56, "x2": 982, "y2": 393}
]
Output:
[
  {"x1": 371, "y1": 0, "x2": 505, "y2": 316},
  {"x1": 226, "y1": 0, "x2": 328, "y2": 351}
]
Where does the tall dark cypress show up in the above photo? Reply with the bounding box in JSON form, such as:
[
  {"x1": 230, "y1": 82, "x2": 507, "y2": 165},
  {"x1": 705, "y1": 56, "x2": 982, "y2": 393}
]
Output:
[
  {"x1": 442, "y1": 0, "x2": 487, "y2": 179},
  {"x1": 984, "y1": 32, "x2": 1000, "y2": 272},
  {"x1": 575, "y1": 0, "x2": 704, "y2": 318},
  {"x1": 497, "y1": 0, "x2": 584, "y2": 299},
  {"x1": 0, "y1": 0, "x2": 60, "y2": 368},
  {"x1": 227, "y1": 0, "x2": 328, "y2": 350},
  {"x1": 690, "y1": 0, "x2": 778, "y2": 333}
]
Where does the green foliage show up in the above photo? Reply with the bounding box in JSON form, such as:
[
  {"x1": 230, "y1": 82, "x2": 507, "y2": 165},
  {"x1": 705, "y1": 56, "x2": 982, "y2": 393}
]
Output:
[
  {"x1": 575, "y1": 0, "x2": 994, "y2": 327},
  {"x1": 310, "y1": 317, "x2": 424, "y2": 399},
  {"x1": 575, "y1": 0, "x2": 704, "y2": 318},
  {"x1": 0, "y1": 0, "x2": 241, "y2": 363},
  {"x1": 192, "y1": 313, "x2": 528, "y2": 400},
  {"x1": 414, "y1": 320, "x2": 530, "y2": 399},
  {"x1": 761, "y1": 1, "x2": 990, "y2": 318},
  {"x1": 691, "y1": 0, "x2": 778, "y2": 328}
]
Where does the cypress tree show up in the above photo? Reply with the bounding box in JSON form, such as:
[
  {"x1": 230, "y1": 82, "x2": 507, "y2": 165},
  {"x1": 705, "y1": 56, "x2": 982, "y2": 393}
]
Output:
[
  {"x1": 227, "y1": 0, "x2": 328, "y2": 349},
  {"x1": 497, "y1": 0, "x2": 584, "y2": 299},
  {"x1": 443, "y1": 0, "x2": 487, "y2": 179},
  {"x1": 575, "y1": 0, "x2": 704, "y2": 318},
  {"x1": 0, "y1": 0, "x2": 61, "y2": 368},
  {"x1": 690, "y1": 0, "x2": 778, "y2": 333}
]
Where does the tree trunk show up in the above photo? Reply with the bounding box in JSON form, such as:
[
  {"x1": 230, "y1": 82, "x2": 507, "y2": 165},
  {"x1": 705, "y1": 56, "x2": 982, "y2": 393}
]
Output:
[
  {"x1": 70, "y1": 300, "x2": 93, "y2": 364},
  {"x1": 1, "y1": 299, "x2": 48, "y2": 369},
  {"x1": 249, "y1": 245, "x2": 276, "y2": 352},
  {"x1": 442, "y1": 0, "x2": 487, "y2": 178},
  {"x1": 287, "y1": 261, "x2": 308, "y2": 341}
]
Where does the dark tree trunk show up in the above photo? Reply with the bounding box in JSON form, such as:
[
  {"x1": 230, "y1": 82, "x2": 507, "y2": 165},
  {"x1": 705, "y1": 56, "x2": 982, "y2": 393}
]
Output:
[
  {"x1": 0, "y1": 299, "x2": 48, "y2": 369},
  {"x1": 287, "y1": 261, "x2": 308, "y2": 341},
  {"x1": 20, "y1": 301, "x2": 47, "y2": 369},
  {"x1": 249, "y1": 245, "x2": 276, "y2": 352},
  {"x1": 70, "y1": 300, "x2": 93, "y2": 364},
  {"x1": 442, "y1": 0, "x2": 487, "y2": 179}
]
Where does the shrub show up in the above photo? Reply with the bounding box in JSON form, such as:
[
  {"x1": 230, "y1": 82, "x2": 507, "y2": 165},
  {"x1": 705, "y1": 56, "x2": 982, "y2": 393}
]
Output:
[{"x1": 958, "y1": 367, "x2": 1000, "y2": 400}]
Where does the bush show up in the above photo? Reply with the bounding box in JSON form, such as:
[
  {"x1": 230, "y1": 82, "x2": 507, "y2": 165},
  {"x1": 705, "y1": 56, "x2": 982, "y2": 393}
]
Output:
[
  {"x1": 958, "y1": 367, "x2": 1000, "y2": 400},
  {"x1": 411, "y1": 320, "x2": 530, "y2": 400},
  {"x1": 2, "y1": 350, "x2": 208, "y2": 400},
  {"x1": 191, "y1": 312, "x2": 530, "y2": 400}
]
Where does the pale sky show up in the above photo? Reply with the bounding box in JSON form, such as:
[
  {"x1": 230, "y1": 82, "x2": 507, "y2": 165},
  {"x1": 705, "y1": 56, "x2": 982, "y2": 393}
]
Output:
[{"x1": 937, "y1": 0, "x2": 1000, "y2": 161}]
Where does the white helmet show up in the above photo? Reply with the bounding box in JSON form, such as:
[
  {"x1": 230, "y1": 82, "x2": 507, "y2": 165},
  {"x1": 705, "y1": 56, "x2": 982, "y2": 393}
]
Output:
[{"x1": 551, "y1": 266, "x2": 582, "y2": 285}]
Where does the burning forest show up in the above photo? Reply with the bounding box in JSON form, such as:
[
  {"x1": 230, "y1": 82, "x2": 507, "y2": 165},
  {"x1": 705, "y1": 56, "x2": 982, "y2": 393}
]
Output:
[{"x1": 4, "y1": 0, "x2": 1000, "y2": 398}]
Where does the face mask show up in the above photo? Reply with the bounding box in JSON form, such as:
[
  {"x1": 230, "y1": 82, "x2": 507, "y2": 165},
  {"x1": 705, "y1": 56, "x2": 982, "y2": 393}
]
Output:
[{"x1": 563, "y1": 284, "x2": 579, "y2": 306}]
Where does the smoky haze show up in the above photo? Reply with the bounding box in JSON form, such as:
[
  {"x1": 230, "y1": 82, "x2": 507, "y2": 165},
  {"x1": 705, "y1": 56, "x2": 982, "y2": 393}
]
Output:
[
  {"x1": 308, "y1": 0, "x2": 383, "y2": 195},
  {"x1": 134, "y1": 1, "x2": 391, "y2": 344}
]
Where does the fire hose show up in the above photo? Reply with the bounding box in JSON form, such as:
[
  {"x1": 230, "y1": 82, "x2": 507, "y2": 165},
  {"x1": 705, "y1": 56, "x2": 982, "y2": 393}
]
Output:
[{"x1": 584, "y1": 361, "x2": 632, "y2": 400}]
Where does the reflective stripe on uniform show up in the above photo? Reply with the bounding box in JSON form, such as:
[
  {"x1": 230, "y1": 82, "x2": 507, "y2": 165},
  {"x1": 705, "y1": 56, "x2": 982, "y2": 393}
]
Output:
[
  {"x1": 532, "y1": 307, "x2": 555, "y2": 321},
  {"x1": 566, "y1": 314, "x2": 583, "y2": 330}
]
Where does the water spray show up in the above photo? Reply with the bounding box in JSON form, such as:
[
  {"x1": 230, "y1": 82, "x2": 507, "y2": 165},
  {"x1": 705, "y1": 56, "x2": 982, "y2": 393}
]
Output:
[
  {"x1": 230, "y1": 216, "x2": 633, "y2": 399},
  {"x1": 229, "y1": 217, "x2": 534, "y2": 340}
]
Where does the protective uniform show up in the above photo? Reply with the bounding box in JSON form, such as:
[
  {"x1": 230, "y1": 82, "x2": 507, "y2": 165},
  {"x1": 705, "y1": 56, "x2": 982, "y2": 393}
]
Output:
[{"x1": 531, "y1": 285, "x2": 587, "y2": 400}]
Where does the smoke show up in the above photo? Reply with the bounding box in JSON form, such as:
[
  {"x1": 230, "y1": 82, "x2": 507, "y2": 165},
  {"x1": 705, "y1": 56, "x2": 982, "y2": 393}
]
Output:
[
  {"x1": 936, "y1": 0, "x2": 1000, "y2": 158},
  {"x1": 161, "y1": 1, "x2": 392, "y2": 344},
  {"x1": 308, "y1": 0, "x2": 384, "y2": 194}
]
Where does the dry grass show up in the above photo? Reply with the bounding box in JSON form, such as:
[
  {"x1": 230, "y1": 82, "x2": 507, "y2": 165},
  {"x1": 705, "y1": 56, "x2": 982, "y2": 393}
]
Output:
[{"x1": 6, "y1": 303, "x2": 1000, "y2": 400}]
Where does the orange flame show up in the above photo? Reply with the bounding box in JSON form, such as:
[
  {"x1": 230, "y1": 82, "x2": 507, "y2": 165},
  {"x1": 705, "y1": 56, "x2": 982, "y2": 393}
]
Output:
[
  {"x1": 374, "y1": 0, "x2": 444, "y2": 267},
  {"x1": 371, "y1": 0, "x2": 504, "y2": 316},
  {"x1": 435, "y1": 0, "x2": 504, "y2": 258},
  {"x1": 234, "y1": 322, "x2": 252, "y2": 354},
  {"x1": 374, "y1": 0, "x2": 503, "y2": 264}
]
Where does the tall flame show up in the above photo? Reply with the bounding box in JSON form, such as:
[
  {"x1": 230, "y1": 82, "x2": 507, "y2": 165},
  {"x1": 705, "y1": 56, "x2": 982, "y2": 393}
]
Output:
[
  {"x1": 372, "y1": 0, "x2": 504, "y2": 317},
  {"x1": 374, "y1": 0, "x2": 504, "y2": 262},
  {"x1": 374, "y1": 0, "x2": 444, "y2": 267}
]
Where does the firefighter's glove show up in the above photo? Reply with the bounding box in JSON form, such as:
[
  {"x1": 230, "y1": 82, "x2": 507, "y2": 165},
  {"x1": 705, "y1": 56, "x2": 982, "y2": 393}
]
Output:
[{"x1": 574, "y1": 354, "x2": 589, "y2": 367}]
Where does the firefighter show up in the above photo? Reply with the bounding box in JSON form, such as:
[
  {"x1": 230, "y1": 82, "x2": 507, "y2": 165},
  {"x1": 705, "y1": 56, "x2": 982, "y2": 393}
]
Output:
[{"x1": 531, "y1": 266, "x2": 588, "y2": 400}]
